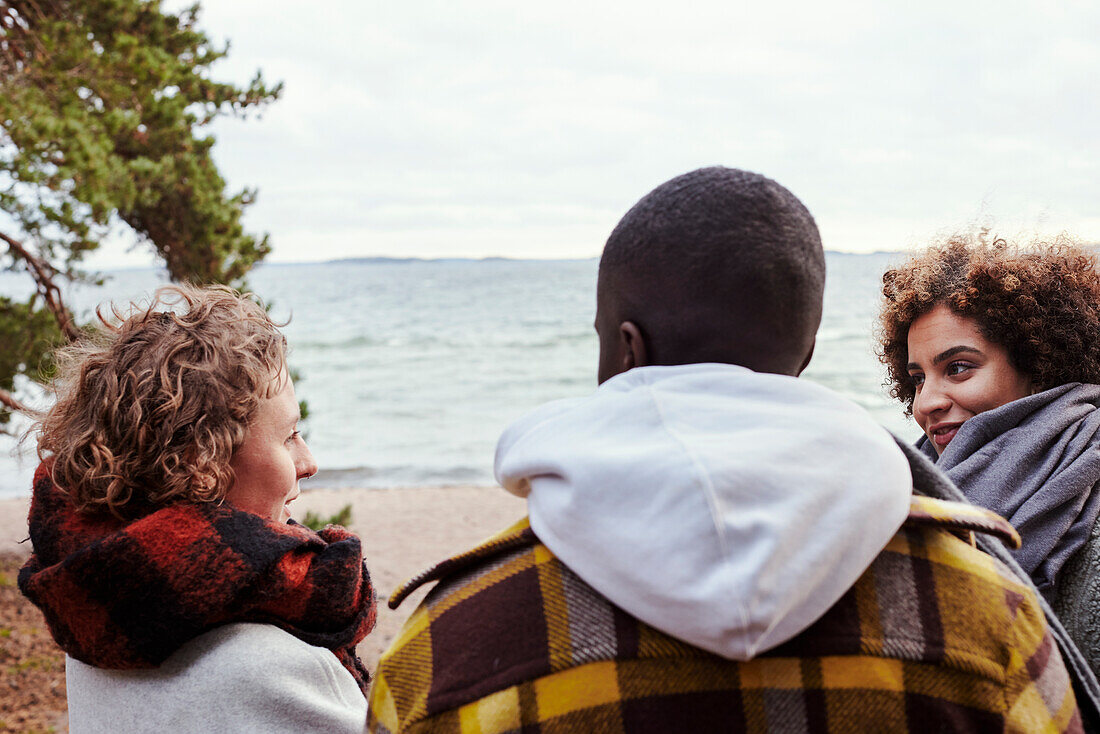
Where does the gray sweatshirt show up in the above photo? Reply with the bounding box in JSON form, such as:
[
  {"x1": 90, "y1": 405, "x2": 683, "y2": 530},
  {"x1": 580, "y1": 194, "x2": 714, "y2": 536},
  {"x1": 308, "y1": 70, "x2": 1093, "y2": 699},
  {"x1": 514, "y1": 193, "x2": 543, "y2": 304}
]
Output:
[{"x1": 66, "y1": 623, "x2": 366, "y2": 733}]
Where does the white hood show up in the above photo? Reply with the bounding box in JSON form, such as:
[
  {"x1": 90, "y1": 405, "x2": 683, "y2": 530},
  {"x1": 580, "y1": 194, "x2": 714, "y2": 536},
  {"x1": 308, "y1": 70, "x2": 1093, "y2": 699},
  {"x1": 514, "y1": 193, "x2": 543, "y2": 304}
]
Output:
[{"x1": 495, "y1": 363, "x2": 912, "y2": 660}]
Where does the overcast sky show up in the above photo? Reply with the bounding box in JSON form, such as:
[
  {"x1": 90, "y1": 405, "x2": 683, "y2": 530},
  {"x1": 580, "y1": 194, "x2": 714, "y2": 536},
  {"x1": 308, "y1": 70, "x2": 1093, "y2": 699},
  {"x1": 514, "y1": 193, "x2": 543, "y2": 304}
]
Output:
[{"x1": 89, "y1": 0, "x2": 1099, "y2": 267}]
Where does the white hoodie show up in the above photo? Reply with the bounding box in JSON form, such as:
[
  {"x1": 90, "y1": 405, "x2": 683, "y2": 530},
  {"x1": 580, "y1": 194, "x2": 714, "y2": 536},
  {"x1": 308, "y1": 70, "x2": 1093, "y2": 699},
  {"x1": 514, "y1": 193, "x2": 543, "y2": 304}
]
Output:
[{"x1": 495, "y1": 363, "x2": 912, "y2": 661}]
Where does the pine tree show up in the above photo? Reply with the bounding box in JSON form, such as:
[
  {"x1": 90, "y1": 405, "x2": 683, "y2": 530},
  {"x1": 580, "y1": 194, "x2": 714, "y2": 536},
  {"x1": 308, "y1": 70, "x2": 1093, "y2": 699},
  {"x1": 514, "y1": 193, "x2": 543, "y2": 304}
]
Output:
[{"x1": 0, "y1": 0, "x2": 280, "y2": 428}]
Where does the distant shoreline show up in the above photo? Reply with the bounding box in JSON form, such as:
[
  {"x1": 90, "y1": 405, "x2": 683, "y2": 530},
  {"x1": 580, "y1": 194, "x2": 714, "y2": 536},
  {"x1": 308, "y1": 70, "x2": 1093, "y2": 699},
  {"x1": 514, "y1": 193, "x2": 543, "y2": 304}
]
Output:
[
  {"x1": 262, "y1": 250, "x2": 911, "y2": 267},
  {"x1": 14, "y1": 245, "x2": 1097, "y2": 276},
  {"x1": 33, "y1": 250, "x2": 913, "y2": 274}
]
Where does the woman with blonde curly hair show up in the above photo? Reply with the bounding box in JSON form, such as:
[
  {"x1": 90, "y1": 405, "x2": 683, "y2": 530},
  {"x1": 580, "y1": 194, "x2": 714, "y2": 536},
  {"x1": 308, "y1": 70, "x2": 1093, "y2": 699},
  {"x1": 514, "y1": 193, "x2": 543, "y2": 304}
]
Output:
[
  {"x1": 879, "y1": 234, "x2": 1100, "y2": 676},
  {"x1": 18, "y1": 285, "x2": 376, "y2": 733}
]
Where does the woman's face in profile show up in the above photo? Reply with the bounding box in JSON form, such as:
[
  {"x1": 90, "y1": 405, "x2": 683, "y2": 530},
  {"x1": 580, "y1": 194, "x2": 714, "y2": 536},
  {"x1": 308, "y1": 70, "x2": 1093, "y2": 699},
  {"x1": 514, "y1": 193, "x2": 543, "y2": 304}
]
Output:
[
  {"x1": 226, "y1": 372, "x2": 317, "y2": 522},
  {"x1": 906, "y1": 304, "x2": 1033, "y2": 455}
]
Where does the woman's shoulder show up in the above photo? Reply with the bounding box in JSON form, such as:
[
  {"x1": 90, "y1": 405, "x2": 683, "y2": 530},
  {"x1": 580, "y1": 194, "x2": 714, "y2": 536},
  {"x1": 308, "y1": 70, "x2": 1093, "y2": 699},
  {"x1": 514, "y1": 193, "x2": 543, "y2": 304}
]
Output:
[
  {"x1": 172, "y1": 623, "x2": 345, "y2": 669},
  {"x1": 67, "y1": 623, "x2": 366, "y2": 733},
  {"x1": 175, "y1": 623, "x2": 357, "y2": 681}
]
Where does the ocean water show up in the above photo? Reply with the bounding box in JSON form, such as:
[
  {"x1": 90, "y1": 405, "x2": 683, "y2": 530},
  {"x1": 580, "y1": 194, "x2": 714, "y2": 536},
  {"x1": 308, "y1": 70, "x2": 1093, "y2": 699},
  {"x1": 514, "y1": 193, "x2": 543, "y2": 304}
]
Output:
[{"x1": 0, "y1": 253, "x2": 920, "y2": 497}]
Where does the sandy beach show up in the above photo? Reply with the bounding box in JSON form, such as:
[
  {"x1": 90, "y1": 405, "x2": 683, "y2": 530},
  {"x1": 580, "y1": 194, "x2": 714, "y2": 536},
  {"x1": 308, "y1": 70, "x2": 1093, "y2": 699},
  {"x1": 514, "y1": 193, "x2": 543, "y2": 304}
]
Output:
[{"x1": 0, "y1": 484, "x2": 526, "y2": 732}]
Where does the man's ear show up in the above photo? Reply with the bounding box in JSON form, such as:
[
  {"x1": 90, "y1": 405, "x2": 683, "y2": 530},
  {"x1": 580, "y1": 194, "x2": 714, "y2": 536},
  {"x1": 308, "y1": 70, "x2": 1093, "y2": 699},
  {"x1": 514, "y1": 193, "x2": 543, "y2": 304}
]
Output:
[
  {"x1": 620, "y1": 321, "x2": 648, "y2": 372},
  {"x1": 796, "y1": 338, "x2": 816, "y2": 376}
]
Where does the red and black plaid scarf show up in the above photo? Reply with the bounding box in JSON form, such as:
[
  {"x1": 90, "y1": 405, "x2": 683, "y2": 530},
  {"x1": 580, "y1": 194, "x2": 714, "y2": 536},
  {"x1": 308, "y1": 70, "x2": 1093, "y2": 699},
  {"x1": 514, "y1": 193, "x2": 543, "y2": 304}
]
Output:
[{"x1": 18, "y1": 462, "x2": 377, "y2": 693}]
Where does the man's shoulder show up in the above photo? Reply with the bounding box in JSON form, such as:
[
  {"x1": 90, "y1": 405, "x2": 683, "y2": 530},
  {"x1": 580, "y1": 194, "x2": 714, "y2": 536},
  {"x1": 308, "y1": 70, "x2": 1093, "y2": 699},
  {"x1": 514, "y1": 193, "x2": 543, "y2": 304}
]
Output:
[
  {"x1": 373, "y1": 517, "x2": 655, "y2": 727},
  {"x1": 772, "y1": 496, "x2": 1036, "y2": 670},
  {"x1": 371, "y1": 500, "x2": 1067, "y2": 732}
]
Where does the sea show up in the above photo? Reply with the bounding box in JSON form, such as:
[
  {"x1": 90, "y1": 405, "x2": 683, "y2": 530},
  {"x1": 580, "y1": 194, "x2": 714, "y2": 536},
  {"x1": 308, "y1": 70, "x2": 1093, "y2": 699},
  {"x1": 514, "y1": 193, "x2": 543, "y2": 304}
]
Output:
[{"x1": 0, "y1": 253, "x2": 922, "y2": 498}]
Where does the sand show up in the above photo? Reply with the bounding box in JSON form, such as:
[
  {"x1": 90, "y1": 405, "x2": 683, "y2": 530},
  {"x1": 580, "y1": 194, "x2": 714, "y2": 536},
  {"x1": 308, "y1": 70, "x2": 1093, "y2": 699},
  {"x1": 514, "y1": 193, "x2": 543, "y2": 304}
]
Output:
[{"x1": 0, "y1": 484, "x2": 526, "y2": 731}]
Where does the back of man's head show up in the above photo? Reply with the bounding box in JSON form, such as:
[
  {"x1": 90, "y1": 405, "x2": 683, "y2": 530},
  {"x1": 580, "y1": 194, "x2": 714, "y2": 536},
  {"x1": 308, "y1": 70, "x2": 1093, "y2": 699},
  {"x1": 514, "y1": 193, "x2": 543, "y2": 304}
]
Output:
[{"x1": 596, "y1": 166, "x2": 825, "y2": 381}]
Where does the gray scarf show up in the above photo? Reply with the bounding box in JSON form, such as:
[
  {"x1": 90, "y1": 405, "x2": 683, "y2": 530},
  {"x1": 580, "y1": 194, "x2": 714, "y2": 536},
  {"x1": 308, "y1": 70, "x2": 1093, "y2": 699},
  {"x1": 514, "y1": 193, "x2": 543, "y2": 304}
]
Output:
[{"x1": 916, "y1": 382, "x2": 1100, "y2": 599}]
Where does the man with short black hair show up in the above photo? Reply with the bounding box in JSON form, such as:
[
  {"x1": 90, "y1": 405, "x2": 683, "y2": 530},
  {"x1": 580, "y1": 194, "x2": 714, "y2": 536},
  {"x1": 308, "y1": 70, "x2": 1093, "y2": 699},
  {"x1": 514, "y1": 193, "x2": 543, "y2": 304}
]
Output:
[
  {"x1": 595, "y1": 166, "x2": 824, "y2": 380},
  {"x1": 368, "y1": 167, "x2": 1083, "y2": 732}
]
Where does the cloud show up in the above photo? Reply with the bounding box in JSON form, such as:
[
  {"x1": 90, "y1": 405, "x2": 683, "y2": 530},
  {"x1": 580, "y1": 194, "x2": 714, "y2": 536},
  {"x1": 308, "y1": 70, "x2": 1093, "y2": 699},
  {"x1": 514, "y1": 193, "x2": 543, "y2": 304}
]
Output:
[{"x1": 99, "y1": 0, "x2": 1097, "y2": 267}]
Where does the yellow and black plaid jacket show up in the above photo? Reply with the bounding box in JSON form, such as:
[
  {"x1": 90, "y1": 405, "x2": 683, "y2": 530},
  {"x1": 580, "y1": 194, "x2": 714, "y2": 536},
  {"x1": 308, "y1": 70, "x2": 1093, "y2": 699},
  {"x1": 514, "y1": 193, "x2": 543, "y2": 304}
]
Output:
[{"x1": 368, "y1": 496, "x2": 1081, "y2": 733}]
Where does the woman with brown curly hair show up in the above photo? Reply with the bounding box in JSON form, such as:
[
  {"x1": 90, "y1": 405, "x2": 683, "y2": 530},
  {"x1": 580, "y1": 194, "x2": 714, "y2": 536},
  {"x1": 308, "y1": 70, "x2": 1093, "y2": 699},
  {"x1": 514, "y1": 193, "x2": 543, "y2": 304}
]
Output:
[
  {"x1": 18, "y1": 285, "x2": 376, "y2": 733},
  {"x1": 879, "y1": 234, "x2": 1100, "y2": 676}
]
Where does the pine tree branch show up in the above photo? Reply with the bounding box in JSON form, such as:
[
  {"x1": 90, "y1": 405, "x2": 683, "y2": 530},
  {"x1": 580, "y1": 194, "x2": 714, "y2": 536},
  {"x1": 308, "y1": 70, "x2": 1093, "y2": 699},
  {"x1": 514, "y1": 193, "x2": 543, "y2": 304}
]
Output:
[{"x1": 0, "y1": 230, "x2": 81, "y2": 342}]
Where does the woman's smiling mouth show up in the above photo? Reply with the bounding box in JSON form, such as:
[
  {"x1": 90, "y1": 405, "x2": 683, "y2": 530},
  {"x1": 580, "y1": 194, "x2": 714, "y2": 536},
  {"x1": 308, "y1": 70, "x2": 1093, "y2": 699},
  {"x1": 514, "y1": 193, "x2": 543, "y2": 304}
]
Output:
[{"x1": 929, "y1": 422, "x2": 963, "y2": 447}]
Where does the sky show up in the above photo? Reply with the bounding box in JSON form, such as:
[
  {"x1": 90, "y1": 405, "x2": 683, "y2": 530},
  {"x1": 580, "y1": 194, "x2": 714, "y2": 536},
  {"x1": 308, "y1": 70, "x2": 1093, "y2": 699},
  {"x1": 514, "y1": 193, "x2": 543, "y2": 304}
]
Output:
[{"x1": 87, "y1": 0, "x2": 1100, "y2": 268}]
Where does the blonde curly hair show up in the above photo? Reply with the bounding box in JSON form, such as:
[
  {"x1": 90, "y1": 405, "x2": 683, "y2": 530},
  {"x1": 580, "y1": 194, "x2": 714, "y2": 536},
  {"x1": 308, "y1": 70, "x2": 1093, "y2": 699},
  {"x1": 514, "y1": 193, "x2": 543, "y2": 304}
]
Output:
[
  {"x1": 878, "y1": 233, "x2": 1100, "y2": 414},
  {"x1": 35, "y1": 284, "x2": 287, "y2": 519}
]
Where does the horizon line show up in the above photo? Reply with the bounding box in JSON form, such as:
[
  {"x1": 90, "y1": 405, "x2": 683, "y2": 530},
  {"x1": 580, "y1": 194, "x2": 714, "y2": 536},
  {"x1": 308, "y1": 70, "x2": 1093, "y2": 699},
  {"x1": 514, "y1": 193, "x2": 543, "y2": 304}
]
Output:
[
  {"x1": 47, "y1": 248, "x2": 956, "y2": 274},
  {"x1": 255, "y1": 248, "x2": 912, "y2": 267}
]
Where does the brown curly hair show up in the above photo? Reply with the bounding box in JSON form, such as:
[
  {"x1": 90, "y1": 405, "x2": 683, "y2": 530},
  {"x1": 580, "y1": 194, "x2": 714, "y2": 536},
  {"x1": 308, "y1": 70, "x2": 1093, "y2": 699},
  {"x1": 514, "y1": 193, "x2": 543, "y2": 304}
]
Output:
[
  {"x1": 878, "y1": 233, "x2": 1100, "y2": 414},
  {"x1": 35, "y1": 284, "x2": 288, "y2": 519}
]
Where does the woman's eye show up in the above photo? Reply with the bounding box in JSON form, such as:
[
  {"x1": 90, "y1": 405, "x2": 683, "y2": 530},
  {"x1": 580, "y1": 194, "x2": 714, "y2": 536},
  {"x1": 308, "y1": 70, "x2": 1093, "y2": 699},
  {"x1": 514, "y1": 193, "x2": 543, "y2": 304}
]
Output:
[
  {"x1": 287, "y1": 430, "x2": 301, "y2": 443},
  {"x1": 909, "y1": 373, "x2": 924, "y2": 387},
  {"x1": 946, "y1": 362, "x2": 974, "y2": 377}
]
